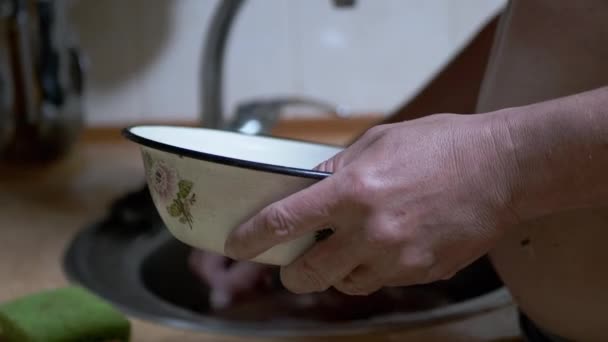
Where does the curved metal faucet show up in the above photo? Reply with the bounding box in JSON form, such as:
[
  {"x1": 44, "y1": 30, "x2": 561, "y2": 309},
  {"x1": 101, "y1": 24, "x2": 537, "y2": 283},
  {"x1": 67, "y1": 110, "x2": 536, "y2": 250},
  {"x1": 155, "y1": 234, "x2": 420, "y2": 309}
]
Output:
[
  {"x1": 199, "y1": 0, "x2": 244, "y2": 130},
  {"x1": 200, "y1": 0, "x2": 354, "y2": 133}
]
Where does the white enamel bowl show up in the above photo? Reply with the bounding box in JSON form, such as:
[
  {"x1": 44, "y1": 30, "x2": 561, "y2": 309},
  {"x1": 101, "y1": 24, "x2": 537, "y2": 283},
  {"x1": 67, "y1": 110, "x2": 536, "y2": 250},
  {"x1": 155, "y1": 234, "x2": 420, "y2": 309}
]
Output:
[{"x1": 123, "y1": 125, "x2": 342, "y2": 266}]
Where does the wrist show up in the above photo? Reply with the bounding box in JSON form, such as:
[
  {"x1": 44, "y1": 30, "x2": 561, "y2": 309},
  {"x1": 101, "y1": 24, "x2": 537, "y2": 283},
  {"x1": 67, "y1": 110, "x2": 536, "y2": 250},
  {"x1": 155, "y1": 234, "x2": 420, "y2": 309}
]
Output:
[
  {"x1": 471, "y1": 110, "x2": 527, "y2": 227},
  {"x1": 485, "y1": 108, "x2": 530, "y2": 224},
  {"x1": 487, "y1": 91, "x2": 607, "y2": 223},
  {"x1": 488, "y1": 106, "x2": 561, "y2": 223}
]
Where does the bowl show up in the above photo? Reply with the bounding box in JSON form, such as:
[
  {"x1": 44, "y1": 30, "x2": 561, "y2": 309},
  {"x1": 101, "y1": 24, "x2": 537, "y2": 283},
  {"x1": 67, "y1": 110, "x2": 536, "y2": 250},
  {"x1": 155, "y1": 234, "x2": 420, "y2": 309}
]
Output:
[{"x1": 123, "y1": 125, "x2": 343, "y2": 266}]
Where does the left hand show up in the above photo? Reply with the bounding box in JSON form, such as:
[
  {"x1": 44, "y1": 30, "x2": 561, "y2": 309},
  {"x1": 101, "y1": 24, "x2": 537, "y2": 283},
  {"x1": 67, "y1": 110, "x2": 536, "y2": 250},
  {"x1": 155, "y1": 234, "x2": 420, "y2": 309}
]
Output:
[
  {"x1": 224, "y1": 113, "x2": 520, "y2": 295},
  {"x1": 188, "y1": 250, "x2": 276, "y2": 309}
]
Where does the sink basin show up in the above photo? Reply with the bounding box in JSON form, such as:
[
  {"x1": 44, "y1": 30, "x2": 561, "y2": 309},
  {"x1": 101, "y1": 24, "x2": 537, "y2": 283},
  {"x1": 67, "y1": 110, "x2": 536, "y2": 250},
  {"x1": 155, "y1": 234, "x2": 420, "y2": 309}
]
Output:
[{"x1": 63, "y1": 188, "x2": 512, "y2": 338}]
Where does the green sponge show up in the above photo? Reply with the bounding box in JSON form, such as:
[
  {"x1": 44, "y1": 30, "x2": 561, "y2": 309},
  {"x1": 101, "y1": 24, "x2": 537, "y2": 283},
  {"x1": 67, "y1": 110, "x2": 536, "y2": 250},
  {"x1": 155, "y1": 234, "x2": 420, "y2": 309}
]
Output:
[{"x1": 0, "y1": 286, "x2": 130, "y2": 342}]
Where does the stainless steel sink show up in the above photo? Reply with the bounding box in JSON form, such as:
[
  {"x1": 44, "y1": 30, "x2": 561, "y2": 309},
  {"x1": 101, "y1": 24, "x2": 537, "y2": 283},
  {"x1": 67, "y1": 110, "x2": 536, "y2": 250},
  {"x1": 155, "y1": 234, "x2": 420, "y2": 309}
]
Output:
[
  {"x1": 63, "y1": 1, "x2": 511, "y2": 337},
  {"x1": 63, "y1": 188, "x2": 511, "y2": 338}
]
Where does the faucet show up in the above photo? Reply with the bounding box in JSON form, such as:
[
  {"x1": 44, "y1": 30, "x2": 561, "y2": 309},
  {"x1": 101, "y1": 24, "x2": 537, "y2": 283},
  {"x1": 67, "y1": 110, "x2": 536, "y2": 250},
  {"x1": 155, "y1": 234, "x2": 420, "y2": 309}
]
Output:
[{"x1": 199, "y1": 0, "x2": 355, "y2": 134}]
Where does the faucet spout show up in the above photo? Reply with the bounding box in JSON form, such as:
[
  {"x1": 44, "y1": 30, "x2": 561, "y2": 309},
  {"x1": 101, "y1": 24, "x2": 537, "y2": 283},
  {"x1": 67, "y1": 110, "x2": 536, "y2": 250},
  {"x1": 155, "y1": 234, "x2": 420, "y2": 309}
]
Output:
[
  {"x1": 200, "y1": 0, "x2": 354, "y2": 132},
  {"x1": 199, "y1": 0, "x2": 244, "y2": 130}
]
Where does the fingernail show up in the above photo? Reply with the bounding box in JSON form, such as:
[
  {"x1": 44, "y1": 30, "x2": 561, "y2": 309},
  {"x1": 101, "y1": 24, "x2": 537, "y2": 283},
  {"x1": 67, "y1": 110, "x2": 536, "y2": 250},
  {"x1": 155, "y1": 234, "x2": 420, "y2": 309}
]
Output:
[
  {"x1": 224, "y1": 238, "x2": 238, "y2": 259},
  {"x1": 224, "y1": 225, "x2": 247, "y2": 259},
  {"x1": 210, "y1": 290, "x2": 231, "y2": 309}
]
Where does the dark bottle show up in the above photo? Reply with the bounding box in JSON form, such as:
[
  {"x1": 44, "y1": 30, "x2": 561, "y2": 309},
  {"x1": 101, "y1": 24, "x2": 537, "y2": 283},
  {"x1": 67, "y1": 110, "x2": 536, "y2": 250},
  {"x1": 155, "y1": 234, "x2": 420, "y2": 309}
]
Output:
[{"x1": 0, "y1": 0, "x2": 84, "y2": 163}]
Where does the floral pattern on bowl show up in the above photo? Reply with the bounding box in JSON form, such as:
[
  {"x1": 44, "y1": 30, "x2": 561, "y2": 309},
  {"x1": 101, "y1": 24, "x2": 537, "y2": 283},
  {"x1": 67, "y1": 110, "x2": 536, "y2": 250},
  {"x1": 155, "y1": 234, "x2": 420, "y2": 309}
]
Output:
[{"x1": 143, "y1": 151, "x2": 196, "y2": 229}]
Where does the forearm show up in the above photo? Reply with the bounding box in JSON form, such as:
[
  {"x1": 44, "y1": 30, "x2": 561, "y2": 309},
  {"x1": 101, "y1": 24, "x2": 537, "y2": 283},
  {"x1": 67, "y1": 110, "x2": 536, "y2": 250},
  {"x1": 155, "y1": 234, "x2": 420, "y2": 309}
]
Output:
[{"x1": 496, "y1": 86, "x2": 608, "y2": 221}]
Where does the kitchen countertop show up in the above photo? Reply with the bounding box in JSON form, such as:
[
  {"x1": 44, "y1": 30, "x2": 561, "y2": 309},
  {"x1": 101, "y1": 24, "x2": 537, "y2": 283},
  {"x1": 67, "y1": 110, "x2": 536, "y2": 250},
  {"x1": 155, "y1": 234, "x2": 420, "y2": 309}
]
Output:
[{"x1": 0, "y1": 119, "x2": 521, "y2": 341}]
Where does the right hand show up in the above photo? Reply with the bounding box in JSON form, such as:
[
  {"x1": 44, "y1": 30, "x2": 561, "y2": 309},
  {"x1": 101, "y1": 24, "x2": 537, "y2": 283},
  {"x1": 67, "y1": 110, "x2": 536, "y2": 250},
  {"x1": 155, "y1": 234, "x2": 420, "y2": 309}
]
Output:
[
  {"x1": 188, "y1": 250, "x2": 276, "y2": 310},
  {"x1": 225, "y1": 114, "x2": 519, "y2": 295}
]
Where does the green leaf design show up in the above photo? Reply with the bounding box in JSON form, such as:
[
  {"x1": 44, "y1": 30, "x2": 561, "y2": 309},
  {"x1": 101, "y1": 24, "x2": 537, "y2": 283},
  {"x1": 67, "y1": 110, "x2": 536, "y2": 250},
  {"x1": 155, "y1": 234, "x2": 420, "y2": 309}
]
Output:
[
  {"x1": 179, "y1": 217, "x2": 188, "y2": 224},
  {"x1": 167, "y1": 200, "x2": 182, "y2": 217},
  {"x1": 178, "y1": 180, "x2": 193, "y2": 199}
]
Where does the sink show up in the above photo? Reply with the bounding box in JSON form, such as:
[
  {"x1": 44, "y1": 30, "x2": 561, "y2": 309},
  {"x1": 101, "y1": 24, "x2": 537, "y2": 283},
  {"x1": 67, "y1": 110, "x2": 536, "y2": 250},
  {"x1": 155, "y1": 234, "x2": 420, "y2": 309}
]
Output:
[
  {"x1": 63, "y1": 188, "x2": 512, "y2": 338},
  {"x1": 61, "y1": 0, "x2": 513, "y2": 335}
]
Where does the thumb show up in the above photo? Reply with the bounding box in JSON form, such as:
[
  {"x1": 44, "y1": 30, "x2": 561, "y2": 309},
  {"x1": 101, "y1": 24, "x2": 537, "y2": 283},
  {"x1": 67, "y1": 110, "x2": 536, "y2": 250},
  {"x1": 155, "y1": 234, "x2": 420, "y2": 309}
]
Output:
[
  {"x1": 209, "y1": 289, "x2": 232, "y2": 309},
  {"x1": 224, "y1": 174, "x2": 340, "y2": 261},
  {"x1": 188, "y1": 250, "x2": 227, "y2": 286},
  {"x1": 209, "y1": 262, "x2": 275, "y2": 309}
]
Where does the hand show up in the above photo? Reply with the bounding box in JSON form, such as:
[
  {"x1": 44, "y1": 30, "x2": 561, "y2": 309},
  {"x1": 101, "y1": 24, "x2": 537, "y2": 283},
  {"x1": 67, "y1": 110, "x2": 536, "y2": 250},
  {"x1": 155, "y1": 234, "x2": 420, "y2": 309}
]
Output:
[
  {"x1": 188, "y1": 250, "x2": 276, "y2": 309},
  {"x1": 224, "y1": 113, "x2": 519, "y2": 295}
]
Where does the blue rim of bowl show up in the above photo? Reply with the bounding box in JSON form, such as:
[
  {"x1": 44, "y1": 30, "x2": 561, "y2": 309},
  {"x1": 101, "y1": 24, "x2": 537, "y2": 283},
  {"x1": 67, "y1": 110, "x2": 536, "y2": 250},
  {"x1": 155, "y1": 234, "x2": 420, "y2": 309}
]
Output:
[{"x1": 122, "y1": 125, "x2": 339, "y2": 180}]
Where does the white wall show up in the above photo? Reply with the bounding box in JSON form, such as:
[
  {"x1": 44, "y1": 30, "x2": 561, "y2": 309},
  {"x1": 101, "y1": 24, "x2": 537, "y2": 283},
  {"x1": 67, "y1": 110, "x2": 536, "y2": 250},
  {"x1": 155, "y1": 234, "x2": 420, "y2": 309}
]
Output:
[{"x1": 70, "y1": 0, "x2": 505, "y2": 126}]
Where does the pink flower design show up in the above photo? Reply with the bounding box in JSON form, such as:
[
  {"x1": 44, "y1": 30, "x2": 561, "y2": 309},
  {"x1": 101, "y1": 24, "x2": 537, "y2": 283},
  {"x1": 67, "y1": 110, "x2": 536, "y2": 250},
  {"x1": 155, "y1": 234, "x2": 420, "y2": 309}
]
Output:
[{"x1": 148, "y1": 160, "x2": 177, "y2": 203}]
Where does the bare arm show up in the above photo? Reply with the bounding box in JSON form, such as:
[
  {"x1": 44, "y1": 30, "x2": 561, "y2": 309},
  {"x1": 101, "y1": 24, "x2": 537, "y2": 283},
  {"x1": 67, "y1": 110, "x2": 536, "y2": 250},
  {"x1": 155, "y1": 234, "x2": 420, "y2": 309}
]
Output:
[
  {"x1": 225, "y1": 87, "x2": 608, "y2": 295},
  {"x1": 499, "y1": 86, "x2": 608, "y2": 221}
]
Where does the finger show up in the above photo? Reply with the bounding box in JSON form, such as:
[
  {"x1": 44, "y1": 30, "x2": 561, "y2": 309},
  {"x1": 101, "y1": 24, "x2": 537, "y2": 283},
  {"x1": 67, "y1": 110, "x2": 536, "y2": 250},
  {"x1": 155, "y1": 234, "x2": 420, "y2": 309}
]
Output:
[
  {"x1": 208, "y1": 289, "x2": 232, "y2": 310},
  {"x1": 385, "y1": 276, "x2": 432, "y2": 287},
  {"x1": 314, "y1": 151, "x2": 344, "y2": 173},
  {"x1": 384, "y1": 262, "x2": 438, "y2": 287},
  {"x1": 225, "y1": 176, "x2": 341, "y2": 260},
  {"x1": 209, "y1": 262, "x2": 275, "y2": 309},
  {"x1": 334, "y1": 265, "x2": 384, "y2": 296},
  {"x1": 385, "y1": 254, "x2": 475, "y2": 286},
  {"x1": 348, "y1": 124, "x2": 390, "y2": 148},
  {"x1": 188, "y1": 250, "x2": 228, "y2": 286},
  {"x1": 223, "y1": 262, "x2": 275, "y2": 292},
  {"x1": 314, "y1": 148, "x2": 355, "y2": 173},
  {"x1": 314, "y1": 126, "x2": 387, "y2": 172},
  {"x1": 224, "y1": 124, "x2": 391, "y2": 260},
  {"x1": 280, "y1": 229, "x2": 363, "y2": 294}
]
